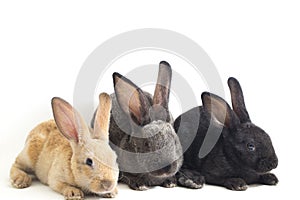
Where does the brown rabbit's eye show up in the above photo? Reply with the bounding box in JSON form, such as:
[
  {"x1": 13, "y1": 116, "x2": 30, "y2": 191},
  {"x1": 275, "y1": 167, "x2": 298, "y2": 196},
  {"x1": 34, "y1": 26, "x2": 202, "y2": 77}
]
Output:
[
  {"x1": 247, "y1": 143, "x2": 256, "y2": 151},
  {"x1": 85, "y1": 158, "x2": 93, "y2": 167}
]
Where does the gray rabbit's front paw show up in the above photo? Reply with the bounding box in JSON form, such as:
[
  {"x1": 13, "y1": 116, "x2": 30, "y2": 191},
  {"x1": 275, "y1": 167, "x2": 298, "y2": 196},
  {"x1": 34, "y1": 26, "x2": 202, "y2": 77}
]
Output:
[
  {"x1": 162, "y1": 176, "x2": 177, "y2": 188},
  {"x1": 260, "y1": 173, "x2": 278, "y2": 185},
  {"x1": 224, "y1": 178, "x2": 247, "y2": 191},
  {"x1": 128, "y1": 182, "x2": 149, "y2": 191}
]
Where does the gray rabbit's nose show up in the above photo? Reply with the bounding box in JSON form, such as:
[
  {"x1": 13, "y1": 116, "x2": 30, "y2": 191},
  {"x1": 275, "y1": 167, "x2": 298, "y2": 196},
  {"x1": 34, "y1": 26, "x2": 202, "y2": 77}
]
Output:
[{"x1": 100, "y1": 180, "x2": 114, "y2": 191}]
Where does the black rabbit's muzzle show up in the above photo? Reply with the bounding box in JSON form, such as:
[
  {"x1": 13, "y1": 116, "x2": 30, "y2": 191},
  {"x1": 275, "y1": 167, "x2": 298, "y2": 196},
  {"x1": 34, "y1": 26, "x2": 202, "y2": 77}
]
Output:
[{"x1": 256, "y1": 156, "x2": 278, "y2": 173}]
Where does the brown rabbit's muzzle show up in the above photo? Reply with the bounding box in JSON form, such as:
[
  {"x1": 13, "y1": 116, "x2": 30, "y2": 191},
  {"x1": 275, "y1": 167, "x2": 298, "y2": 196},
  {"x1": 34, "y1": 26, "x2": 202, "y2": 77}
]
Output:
[
  {"x1": 90, "y1": 178, "x2": 117, "y2": 194},
  {"x1": 99, "y1": 180, "x2": 115, "y2": 192}
]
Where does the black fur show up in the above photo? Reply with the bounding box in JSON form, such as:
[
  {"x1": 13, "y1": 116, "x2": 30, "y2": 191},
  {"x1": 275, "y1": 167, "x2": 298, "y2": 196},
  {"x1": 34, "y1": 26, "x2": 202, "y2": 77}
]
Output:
[{"x1": 174, "y1": 77, "x2": 278, "y2": 190}]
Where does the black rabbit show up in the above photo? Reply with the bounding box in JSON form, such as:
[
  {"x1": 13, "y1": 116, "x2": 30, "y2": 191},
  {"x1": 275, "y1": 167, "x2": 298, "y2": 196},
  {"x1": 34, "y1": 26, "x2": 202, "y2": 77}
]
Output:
[
  {"x1": 174, "y1": 77, "x2": 278, "y2": 190},
  {"x1": 92, "y1": 61, "x2": 183, "y2": 190}
]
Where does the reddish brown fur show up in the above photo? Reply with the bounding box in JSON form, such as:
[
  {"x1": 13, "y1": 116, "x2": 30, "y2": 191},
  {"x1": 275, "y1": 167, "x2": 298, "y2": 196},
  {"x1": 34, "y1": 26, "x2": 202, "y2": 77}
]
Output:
[{"x1": 10, "y1": 94, "x2": 119, "y2": 200}]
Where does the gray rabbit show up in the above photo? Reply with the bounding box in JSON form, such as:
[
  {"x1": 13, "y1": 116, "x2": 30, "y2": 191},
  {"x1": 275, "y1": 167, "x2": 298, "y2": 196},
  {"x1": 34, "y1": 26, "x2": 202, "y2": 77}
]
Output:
[
  {"x1": 174, "y1": 77, "x2": 278, "y2": 190},
  {"x1": 92, "y1": 61, "x2": 183, "y2": 190}
]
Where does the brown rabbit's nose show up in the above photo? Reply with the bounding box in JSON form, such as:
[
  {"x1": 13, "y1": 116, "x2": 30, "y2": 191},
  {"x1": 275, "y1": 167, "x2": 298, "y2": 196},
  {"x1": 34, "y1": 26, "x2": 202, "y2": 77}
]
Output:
[{"x1": 100, "y1": 180, "x2": 114, "y2": 191}]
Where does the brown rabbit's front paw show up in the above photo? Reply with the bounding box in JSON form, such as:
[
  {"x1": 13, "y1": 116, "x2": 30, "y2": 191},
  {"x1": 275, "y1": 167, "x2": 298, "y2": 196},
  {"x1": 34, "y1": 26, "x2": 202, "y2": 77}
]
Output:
[
  {"x1": 63, "y1": 187, "x2": 84, "y2": 200},
  {"x1": 11, "y1": 172, "x2": 32, "y2": 189},
  {"x1": 260, "y1": 173, "x2": 278, "y2": 185},
  {"x1": 224, "y1": 178, "x2": 247, "y2": 191},
  {"x1": 101, "y1": 188, "x2": 118, "y2": 198}
]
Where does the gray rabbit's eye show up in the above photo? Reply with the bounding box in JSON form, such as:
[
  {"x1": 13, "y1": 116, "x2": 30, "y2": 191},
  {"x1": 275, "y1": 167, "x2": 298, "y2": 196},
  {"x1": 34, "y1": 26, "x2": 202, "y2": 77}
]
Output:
[
  {"x1": 85, "y1": 158, "x2": 93, "y2": 167},
  {"x1": 246, "y1": 143, "x2": 256, "y2": 151}
]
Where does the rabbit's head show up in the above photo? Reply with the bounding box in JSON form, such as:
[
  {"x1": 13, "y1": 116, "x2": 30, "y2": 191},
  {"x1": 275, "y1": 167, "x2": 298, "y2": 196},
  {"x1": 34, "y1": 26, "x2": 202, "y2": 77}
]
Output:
[
  {"x1": 52, "y1": 93, "x2": 119, "y2": 195},
  {"x1": 202, "y1": 77, "x2": 278, "y2": 173},
  {"x1": 112, "y1": 61, "x2": 182, "y2": 178}
]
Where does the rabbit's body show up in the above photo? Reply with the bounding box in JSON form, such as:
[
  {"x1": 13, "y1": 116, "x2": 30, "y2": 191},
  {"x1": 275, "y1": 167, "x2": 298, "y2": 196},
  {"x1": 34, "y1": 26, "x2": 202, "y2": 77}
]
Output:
[
  {"x1": 12, "y1": 120, "x2": 80, "y2": 188},
  {"x1": 10, "y1": 94, "x2": 119, "y2": 200},
  {"x1": 109, "y1": 94, "x2": 181, "y2": 189},
  {"x1": 174, "y1": 78, "x2": 278, "y2": 190},
  {"x1": 91, "y1": 62, "x2": 183, "y2": 190}
]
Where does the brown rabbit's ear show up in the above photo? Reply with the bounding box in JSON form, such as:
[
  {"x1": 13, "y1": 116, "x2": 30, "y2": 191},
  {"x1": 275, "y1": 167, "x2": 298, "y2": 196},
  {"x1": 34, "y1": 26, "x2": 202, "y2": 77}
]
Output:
[
  {"x1": 153, "y1": 61, "x2": 172, "y2": 109},
  {"x1": 93, "y1": 93, "x2": 111, "y2": 140},
  {"x1": 51, "y1": 97, "x2": 89, "y2": 144},
  {"x1": 201, "y1": 92, "x2": 239, "y2": 129},
  {"x1": 228, "y1": 77, "x2": 251, "y2": 123},
  {"x1": 113, "y1": 72, "x2": 151, "y2": 126}
]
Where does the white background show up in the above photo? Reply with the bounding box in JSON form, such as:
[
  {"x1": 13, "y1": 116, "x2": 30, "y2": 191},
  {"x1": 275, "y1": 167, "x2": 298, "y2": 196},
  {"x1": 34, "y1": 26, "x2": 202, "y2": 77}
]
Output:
[{"x1": 1, "y1": 0, "x2": 299, "y2": 199}]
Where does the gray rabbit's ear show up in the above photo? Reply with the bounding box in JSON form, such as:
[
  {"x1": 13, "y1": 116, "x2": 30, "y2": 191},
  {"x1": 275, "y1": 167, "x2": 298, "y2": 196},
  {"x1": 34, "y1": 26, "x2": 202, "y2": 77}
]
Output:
[
  {"x1": 51, "y1": 97, "x2": 89, "y2": 145},
  {"x1": 151, "y1": 61, "x2": 172, "y2": 121},
  {"x1": 113, "y1": 72, "x2": 151, "y2": 126},
  {"x1": 228, "y1": 77, "x2": 251, "y2": 123},
  {"x1": 201, "y1": 92, "x2": 240, "y2": 129},
  {"x1": 153, "y1": 61, "x2": 172, "y2": 110}
]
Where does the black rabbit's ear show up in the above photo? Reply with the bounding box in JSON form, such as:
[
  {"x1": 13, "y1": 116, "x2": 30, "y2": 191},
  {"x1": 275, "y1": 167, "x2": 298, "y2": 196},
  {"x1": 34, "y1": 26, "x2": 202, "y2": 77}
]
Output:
[
  {"x1": 228, "y1": 77, "x2": 251, "y2": 123},
  {"x1": 153, "y1": 61, "x2": 172, "y2": 110},
  {"x1": 113, "y1": 73, "x2": 151, "y2": 126},
  {"x1": 202, "y1": 92, "x2": 239, "y2": 129}
]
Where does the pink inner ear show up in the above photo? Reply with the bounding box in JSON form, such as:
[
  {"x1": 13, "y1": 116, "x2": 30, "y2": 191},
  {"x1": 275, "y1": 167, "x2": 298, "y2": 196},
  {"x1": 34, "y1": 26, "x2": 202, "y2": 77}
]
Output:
[{"x1": 55, "y1": 103, "x2": 79, "y2": 143}]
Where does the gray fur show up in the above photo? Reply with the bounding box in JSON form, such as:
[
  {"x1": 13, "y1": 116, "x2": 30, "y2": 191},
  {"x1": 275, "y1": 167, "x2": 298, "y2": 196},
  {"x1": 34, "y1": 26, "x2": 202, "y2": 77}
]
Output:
[{"x1": 91, "y1": 61, "x2": 183, "y2": 190}]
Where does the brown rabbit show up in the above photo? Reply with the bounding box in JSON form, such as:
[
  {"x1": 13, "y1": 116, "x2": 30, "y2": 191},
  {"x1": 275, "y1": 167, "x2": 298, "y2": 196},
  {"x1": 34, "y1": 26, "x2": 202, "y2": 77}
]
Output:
[{"x1": 10, "y1": 93, "x2": 119, "y2": 200}]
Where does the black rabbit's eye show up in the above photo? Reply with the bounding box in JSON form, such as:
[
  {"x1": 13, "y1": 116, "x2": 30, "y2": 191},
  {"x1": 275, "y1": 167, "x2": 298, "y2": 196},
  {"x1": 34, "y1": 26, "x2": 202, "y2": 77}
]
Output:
[
  {"x1": 247, "y1": 143, "x2": 256, "y2": 151},
  {"x1": 85, "y1": 158, "x2": 93, "y2": 167}
]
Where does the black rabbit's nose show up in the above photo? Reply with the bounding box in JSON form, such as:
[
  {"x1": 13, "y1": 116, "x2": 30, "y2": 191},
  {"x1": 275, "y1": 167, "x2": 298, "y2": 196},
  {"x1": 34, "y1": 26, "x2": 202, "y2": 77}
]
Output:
[
  {"x1": 270, "y1": 157, "x2": 278, "y2": 169},
  {"x1": 100, "y1": 180, "x2": 114, "y2": 191},
  {"x1": 257, "y1": 156, "x2": 278, "y2": 172}
]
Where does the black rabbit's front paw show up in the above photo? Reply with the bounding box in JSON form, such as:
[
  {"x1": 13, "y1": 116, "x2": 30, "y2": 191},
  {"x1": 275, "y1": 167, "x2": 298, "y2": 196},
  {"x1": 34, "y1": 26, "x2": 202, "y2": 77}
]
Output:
[
  {"x1": 260, "y1": 173, "x2": 278, "y2": 185},
  {"x1": 224, "y1": 178, "x2": 247, "y2": 191},
  {"x1": 176, "y1": 169, "x2": 205, "y2": 189}
]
